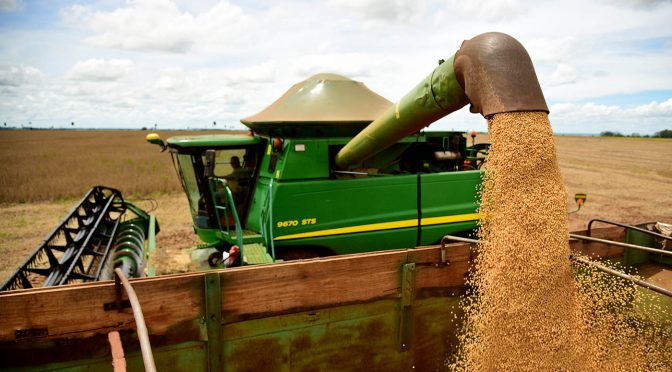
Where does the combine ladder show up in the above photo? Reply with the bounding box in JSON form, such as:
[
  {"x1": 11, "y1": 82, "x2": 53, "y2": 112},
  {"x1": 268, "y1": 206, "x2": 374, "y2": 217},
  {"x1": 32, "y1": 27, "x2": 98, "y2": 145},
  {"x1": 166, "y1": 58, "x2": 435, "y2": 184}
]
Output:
[{"x1": 2, "y1": 186, "x2": 128, "y2": 291}]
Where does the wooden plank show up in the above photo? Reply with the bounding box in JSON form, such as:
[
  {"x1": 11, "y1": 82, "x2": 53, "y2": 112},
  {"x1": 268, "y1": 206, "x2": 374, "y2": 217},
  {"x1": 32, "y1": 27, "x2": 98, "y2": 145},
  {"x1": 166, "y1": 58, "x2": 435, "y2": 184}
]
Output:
[
  {"x1": 0, "y1": 273, "x2": 205, "y2": 342},
  {"x1": 0, "y1": 244, "x2": 474, "y2": 342},
  {"x1": 569, "y1": 226, "x2": 625, "y2": 259},
  {"x1": 0, "y1": 240, "x2": 508, "y2": 343},
  {"x1": 1, "y1": 248, "x2": 406, "y2": 341},
  {"x1": 218, "y1": 248, "x2": 409, "y2": 320},
  {"x1": 408, "y1": 244, "x2": 471, "y2": 290}
]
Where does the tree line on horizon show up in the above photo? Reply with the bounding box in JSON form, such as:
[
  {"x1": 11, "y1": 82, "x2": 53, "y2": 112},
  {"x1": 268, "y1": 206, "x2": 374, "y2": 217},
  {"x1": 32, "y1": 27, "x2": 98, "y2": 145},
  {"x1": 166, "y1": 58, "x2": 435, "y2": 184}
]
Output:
[{"x1": 600, "y1": 129, "x2": 671, "y2": 138}]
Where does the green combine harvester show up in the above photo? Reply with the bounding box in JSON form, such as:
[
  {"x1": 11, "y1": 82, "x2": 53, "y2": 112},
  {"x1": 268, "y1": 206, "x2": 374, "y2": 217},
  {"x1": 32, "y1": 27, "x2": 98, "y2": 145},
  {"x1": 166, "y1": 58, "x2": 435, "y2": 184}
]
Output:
[{"x1": 146, "y1": 72, "x2": 489, "y2": 268}]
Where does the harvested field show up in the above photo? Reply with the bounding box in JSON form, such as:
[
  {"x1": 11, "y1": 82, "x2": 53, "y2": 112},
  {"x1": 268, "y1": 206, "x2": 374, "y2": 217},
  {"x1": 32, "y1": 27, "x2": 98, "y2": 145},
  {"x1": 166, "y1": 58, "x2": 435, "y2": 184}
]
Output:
[
  {"x1": 0, "y1": 130, "x2": 245, "y2": 203},
  {"x1": 0, "y1": 130, "x2": 671, "y2": 284}
]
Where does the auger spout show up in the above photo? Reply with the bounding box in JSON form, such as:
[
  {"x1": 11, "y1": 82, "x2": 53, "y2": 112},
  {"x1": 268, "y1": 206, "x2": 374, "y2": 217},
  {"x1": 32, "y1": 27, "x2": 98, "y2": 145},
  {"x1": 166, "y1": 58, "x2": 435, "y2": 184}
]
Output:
[{"x1": 334, "y1": 32, "x2": 548, "y2": 169}]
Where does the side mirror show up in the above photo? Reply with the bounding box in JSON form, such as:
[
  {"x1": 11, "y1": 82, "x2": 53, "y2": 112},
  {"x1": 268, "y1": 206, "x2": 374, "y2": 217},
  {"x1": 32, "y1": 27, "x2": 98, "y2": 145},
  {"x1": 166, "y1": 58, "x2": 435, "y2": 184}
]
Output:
[
  {"x1": 146, "y1": 133, "x2": 166, "y2": 151},
  {"x1": 204, "y1": 150, "x2": 216, "y2": 178},
  {"x1": 569, "y1": 193, "x2": 587, "y2": 214}
]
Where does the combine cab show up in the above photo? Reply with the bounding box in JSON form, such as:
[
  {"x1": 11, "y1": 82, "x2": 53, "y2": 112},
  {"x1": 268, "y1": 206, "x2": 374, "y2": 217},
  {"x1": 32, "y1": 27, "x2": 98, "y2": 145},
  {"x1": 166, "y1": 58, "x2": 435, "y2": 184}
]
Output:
[{"x1": 149, "y1": 73, "x2": 487, "y2": 266}]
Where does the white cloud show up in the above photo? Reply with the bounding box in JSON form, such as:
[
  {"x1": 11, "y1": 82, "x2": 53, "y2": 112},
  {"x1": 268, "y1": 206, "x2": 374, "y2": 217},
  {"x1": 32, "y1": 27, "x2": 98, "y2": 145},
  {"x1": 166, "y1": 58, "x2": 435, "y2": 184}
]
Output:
[
  {"x1": 445, "y1": 0, "x2": 523, "y2": 22},
  {"x1": 546, "y1": 63, "x2": 579, "y2": 86},
  {"x1": 59, "y1": 4, "x2": 93, "y2": 24},
  {"x1": 226, "y1": 60, "x2": 277, "y2": 85},
  {"x1": 607, "y1": 0, "x2": 672, "y2": 9},
  {"x1": 0, "y1": 64, "x2": 43, "y2": 86},
  {"x1": 292, "y1": 53, "x2": 386, "y2": 79},
  {"x1": 547, "y1": 99, "x2": 672, "y2": 133},
  {"x1": 0, "y1": 0, "x2": 23, "y2": 12},
  {"x1": 633, "y1": 98, "x2": 672, "y2": 116},
  {"x1": 527, "y1": 37, "x2": 578, "y2": 63},
  {"x1": 552, "y1": 102, "x2": 621, "y2": 117},
  {"x1": 64, "y1": 0, "x2": 252, "y2": 53},
  {"x1": 328, "y1": 0, "x2": 422, "y2": 22},
  {"x1": 155, "y1": 74, "x2": 190, "y2": 91},
  {"x1": 66, "y1": 59, "x2": 134, "y2": 82}
]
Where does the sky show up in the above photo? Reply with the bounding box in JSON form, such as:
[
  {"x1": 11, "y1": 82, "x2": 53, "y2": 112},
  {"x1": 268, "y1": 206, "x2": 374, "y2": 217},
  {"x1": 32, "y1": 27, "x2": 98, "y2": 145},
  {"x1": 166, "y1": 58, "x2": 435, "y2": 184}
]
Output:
[{"x1": 0, "y1": 0, "x2": 671, "y2": 134}]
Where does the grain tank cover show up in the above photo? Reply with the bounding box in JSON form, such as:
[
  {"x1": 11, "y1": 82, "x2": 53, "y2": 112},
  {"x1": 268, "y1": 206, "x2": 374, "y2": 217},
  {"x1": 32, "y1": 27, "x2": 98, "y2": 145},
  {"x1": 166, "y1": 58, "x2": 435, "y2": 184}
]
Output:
[{"x1": 241, "y1": 73, "x2": 392, "y2": 137}]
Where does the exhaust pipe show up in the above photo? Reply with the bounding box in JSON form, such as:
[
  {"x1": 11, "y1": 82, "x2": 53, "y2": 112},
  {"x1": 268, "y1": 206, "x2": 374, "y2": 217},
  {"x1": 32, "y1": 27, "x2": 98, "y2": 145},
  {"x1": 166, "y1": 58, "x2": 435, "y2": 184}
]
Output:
[{"x1": 335, "y1": 32, "x2": 548, "y2": 169}]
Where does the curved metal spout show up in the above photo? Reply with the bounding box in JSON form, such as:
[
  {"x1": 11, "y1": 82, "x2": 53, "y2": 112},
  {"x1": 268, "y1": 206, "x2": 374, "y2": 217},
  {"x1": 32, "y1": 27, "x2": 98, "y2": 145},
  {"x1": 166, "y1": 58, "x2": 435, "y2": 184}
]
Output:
[{"x1": 335, "y1": 32, "x2": 548, "y2": 169}]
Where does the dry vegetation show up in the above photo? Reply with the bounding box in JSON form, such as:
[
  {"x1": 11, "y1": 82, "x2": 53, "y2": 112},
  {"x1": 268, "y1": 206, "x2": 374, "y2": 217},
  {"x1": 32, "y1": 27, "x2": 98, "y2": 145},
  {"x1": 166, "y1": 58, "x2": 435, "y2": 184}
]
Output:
[
  {"x1": 0, "y1": 130, "x2": 236, "y2": 203},
  {"x1": 0, "y1": 130, "x2": 227, "y2": 282},
  {"x1": 0, "y1": 130, "x2": 671, "y2": 284}
]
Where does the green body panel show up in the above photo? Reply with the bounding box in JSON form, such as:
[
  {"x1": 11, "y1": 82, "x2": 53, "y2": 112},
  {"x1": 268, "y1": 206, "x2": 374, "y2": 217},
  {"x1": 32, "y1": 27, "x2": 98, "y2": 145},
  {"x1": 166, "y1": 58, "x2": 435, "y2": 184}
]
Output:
[
  {"x1": 274, "y1": 139, "x2": 330, "y2": 180},
  {"x1": 270, "y1": 174, "x2": 419, "y2": 254},
  {"x1": 624, "y1": 225, "x2": 672, "y2": 266},
  {"x1": 419, "y1": 172, "x2": 481, "y2": 245},
  {"x1": 246, "y1": 176, "x2": 270, "y2": 233}
]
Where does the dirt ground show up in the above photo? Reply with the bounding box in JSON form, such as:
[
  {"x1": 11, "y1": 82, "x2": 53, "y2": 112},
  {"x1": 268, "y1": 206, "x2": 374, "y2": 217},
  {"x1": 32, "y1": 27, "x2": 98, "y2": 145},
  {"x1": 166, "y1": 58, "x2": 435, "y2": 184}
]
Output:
[
  {"x1": 557, "y1": 136, "x2": 672, "y2": 230},
  {"x1": 1, "y1": 135, "x2": 670, "y2": 285}
]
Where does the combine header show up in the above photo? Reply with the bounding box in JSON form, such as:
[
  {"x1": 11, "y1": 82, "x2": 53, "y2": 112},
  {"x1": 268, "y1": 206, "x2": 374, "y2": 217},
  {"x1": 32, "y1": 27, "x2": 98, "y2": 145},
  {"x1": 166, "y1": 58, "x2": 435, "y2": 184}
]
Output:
[{"x1": 1, "y1": 186, "x2": 156, "y2": 291}]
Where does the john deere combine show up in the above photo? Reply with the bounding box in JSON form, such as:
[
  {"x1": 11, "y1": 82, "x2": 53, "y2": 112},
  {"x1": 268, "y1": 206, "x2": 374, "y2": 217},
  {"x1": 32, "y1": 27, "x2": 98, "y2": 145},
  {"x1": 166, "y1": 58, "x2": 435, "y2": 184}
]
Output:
[{"x1": 147, "y1": 72, "x2": 490, "y2": 267}]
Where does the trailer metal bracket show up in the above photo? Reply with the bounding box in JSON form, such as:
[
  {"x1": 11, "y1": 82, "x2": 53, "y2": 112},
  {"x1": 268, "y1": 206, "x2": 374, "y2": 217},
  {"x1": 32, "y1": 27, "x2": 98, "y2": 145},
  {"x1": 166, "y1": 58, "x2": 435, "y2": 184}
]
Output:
[
  {"x1": 398, "y1": 263, "x2": 415, "y2": 351},
  {"x1": 204, "y1": 272, "x2": 223, "y2": 371},
  {"x1": 103, "y1": 271, "x2": 131, "y2": 311}
]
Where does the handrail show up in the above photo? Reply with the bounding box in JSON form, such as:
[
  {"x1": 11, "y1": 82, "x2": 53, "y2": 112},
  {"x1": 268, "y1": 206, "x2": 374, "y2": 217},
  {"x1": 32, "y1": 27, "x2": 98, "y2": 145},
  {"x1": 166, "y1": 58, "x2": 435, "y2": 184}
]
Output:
[
  {"x1": 441, "y1": 235, "x2": 479, "y2": 245},
  {"x1": 440, "y1": 234, "x2": 672, "y2": 298},
  {"x1": 441, "y1": 234, "x2": 672, "y2": 258},
  {"x1": 208, "y1": 178, "x2": 228, "y2": 235},
  {"x1": 569, "y1": 233, "x2": 672, "y2": 258},
  {"x1": 587, "y1": 218, "x2": 671, "y2": 241},
  {"x1": 209, "y1": 178, "x2": 244, "y2": 250},
  {"x1": 114, "y1": 268, "x2": 156, "y2": 372},
  {"x1": 223, "y1": 184, "x2": 244, "y2": 250},
  {"x1": 571, "y1": 255, "x2": 672, "y2": 297},
  {"x1": 268, "y1": 179, "x2": 276, "y2": 260}
]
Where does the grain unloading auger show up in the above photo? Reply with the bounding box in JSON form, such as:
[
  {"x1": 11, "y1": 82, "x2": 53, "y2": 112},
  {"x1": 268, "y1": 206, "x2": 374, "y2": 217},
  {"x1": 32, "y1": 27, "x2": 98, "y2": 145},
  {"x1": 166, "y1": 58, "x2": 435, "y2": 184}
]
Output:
[
  {"x1": 335, "y1": 32, "x2": 548, "y2": 168},
  {"x1": 1, "y1": 186, "x2": 158, "y2": 291}
]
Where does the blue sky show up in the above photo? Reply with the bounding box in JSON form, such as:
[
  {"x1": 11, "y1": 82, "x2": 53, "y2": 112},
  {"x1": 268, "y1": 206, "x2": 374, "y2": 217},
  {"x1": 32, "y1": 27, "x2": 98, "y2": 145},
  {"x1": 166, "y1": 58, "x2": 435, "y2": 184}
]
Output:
[{"x1": 1, "y1": 0, "x2": 671, "y2": 134}]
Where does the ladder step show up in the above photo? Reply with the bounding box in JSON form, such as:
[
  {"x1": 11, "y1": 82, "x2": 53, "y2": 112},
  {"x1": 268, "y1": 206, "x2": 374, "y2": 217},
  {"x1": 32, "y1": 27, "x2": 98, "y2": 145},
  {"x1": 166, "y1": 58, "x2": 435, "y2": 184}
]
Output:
[{"x1": 243, "y1": 243, "x2": 274, "y2": 265}]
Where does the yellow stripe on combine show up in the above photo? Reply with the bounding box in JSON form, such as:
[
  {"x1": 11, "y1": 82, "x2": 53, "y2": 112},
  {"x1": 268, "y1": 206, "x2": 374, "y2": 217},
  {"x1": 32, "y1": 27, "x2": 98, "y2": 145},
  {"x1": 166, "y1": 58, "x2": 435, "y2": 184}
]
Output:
[
  {"x1": 420, "y1": 213, "x2": 480, "y2": 226},
  {"x1": 273, "y1": 213, "x2": 480, "y2": 241}
]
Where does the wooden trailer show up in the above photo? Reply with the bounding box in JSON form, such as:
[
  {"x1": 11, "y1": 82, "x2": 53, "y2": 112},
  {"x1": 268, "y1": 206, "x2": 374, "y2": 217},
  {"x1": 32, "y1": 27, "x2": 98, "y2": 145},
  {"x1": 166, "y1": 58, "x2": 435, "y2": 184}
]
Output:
[{"x1": 1, "y1": 225, "x2": 670, "y2": 371}]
